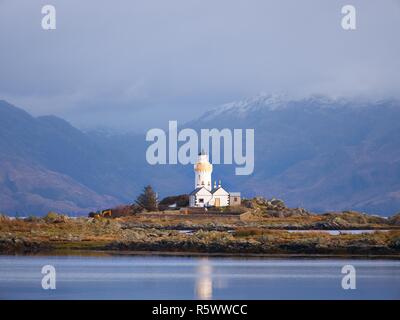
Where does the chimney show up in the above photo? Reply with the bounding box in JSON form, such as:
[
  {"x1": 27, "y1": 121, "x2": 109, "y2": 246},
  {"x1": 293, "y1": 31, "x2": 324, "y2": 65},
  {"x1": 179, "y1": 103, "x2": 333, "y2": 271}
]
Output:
[{"x1": 218, "y1": 180, "x2": 221, "y2": 188}]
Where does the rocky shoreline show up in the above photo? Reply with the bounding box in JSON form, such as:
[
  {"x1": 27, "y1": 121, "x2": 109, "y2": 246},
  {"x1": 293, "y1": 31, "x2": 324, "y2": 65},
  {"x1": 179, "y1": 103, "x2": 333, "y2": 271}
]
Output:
[
  {"x1": 1, "y1": 236, "x2": 399, "y2": 257},
  {"x1": 1, "y1": 198, "x2": 400, "y2": 257}
]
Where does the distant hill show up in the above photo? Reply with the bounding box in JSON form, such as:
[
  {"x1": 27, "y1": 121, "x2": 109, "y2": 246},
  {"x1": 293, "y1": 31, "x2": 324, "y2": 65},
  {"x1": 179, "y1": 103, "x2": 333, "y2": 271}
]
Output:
[
  {"x1": 0, "y1": 100, "x2": 188, "y2": 215},
  {"x1": 189, "y1": 94, "x2": 400, "y2": 215},
  {"x1": 0, "y1": 96, "x2": 399, "y2": 216}
]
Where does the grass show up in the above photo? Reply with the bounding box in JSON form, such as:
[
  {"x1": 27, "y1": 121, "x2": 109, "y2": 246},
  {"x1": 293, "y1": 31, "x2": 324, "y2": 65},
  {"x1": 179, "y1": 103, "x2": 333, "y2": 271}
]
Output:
[{"x1": 0, "y1": 212, "x2": 399, "y2": 256}]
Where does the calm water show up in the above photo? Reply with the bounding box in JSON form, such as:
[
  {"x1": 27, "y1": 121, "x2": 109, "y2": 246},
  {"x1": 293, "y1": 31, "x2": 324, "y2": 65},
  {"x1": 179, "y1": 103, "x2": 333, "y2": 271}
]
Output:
[
  {"x1": 180, "y1": 230, "x2": 391, "y2": 235},
  {"x1": 0, "y1": 255, "x2": 399, "y2": 300},
  {"x1": 286, "y1": 230, "x2": 390, "y2": 235}
]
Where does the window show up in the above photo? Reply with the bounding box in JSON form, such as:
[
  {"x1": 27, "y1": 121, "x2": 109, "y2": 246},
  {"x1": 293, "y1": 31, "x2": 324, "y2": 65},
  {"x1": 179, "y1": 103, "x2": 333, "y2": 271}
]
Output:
[
  {"x1": 199, "y1": 198, "x2": 204, "y2": 203},
  {"x1": 201, "y1": 181, "x2": 204, "y2": 185},
  {"x1": 234, "y1": 197, "x2": 238, "y2": 202}
]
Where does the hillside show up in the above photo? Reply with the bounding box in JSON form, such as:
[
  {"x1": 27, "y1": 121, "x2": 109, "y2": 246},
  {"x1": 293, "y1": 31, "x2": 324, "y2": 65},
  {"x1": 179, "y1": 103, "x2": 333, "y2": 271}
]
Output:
[
  {"x1": 0, "y1": 100, "x2": 123, "y2": 214},
  {"x1": 188, "y1": 94, "x2": 400, "y2": 215},
  {"x1": 1, "y1": 95, "x2": 400, "y2": 216},
  {"x1": 0, "y1": 100, "x2": 187, "y2": 215}
]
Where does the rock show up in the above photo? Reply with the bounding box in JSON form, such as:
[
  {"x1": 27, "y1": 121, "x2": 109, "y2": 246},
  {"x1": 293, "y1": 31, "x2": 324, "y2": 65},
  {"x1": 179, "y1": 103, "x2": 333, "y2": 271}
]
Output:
[
  {"x1": 389, "y1": 213, "x2": 400, "y2": 226},
  {"x1": 270, "y1": 198, "x2": 285, "y2": 207}
]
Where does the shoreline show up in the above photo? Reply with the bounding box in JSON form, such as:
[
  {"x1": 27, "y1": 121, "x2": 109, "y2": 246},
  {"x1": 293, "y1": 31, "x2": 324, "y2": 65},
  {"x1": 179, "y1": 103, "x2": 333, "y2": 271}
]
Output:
[
  {"x1": 1, "y1": 249, "x2": 400, "y2": 260},
  {"x1": 1, "y1": 245, "x2": 400, "y2": 260},
  {"x1": 2, "y1": 237, "x2": 400, "y2": 257},
  {"x1": 2, "y1": 212, "x2": 400, "y2": 259}
]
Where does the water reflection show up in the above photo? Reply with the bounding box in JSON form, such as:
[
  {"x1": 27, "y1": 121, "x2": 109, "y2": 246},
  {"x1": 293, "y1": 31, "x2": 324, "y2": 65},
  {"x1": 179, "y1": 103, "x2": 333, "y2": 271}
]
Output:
[{"x1": 195, "y1": 258, "x2": 213, "y2": 299}]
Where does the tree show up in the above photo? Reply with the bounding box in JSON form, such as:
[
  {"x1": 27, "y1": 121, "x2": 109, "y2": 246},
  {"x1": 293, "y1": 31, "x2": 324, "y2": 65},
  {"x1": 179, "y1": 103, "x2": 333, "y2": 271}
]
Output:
[
  {"x1": 158, "y1": 194, "x2": 189, "y2": 210},
  {"x1": 135, "y1": 185, "x2": 158, "y2": 211}
]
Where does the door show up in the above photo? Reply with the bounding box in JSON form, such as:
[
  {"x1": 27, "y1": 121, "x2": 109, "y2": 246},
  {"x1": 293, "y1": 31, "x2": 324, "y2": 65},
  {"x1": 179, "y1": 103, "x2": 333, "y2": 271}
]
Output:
[{"x1": 215, "y1": 198, "x2": 220, "y2": 207}]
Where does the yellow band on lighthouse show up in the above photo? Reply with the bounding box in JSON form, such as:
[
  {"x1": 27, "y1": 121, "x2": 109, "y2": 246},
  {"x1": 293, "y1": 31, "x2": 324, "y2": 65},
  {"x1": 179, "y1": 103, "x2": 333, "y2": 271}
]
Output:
[{"x1": 195, "y1": 162, "x2": 212, "y2": 172}]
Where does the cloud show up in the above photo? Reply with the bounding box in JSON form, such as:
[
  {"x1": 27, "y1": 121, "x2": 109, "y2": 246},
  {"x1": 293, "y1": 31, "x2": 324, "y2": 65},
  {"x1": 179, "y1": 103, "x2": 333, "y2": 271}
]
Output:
[{"x1": 0, "y1": 0, "x2": 399, "y2": 131}]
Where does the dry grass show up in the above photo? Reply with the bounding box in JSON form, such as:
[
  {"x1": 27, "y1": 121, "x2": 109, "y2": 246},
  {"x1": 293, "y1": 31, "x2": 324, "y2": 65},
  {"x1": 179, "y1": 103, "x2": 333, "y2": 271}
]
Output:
[{"x1": 1, "y1": 214, "x2": 399, "y2": 255}]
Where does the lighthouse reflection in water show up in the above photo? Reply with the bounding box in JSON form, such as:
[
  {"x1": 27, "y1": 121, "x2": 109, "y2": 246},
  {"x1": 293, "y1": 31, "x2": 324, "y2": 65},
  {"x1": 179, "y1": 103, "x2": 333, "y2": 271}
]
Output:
[{"x1": 195, "y1": 258, "x2": 213, "y2": 299}]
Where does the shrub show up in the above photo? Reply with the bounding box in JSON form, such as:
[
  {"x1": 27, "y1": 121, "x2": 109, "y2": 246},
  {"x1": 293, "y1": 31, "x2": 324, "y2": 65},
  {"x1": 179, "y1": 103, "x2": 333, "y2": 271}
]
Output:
[
  {"x1": 43, "y1": 211, "x2": 68, "y2": 223},
  {"x1": 0, "y1": 214, "x2": 10, "y2": 221},
  {"x1": 110, "y1": 205, "x2": 139, "y2": 217},
  {"x1": 88, "y1": 212, "x2": 97, "y2": 218},
  {"x1": 159, "y1": 194, "x2": 189, "y2": 210},
  {"x1": 389, "y1": 213, "x2": 400, "y2": 226},
  {"x1": 24, "y1": 215, "x2": 39, "y2": 222},
  {"x1": 389, "y1": 236, "x2": 400, "y2": 249},
  {"x1": 234, "y1": 228, "x2": 266, "y2": 237},
  {"x1": 218, "y1": 206, "x2": 248, "y2": 214}
]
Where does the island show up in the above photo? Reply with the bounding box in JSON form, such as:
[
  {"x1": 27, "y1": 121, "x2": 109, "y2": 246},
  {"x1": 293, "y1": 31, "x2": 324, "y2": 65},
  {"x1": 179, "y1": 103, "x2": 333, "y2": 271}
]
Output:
[{"x1": 1, "y1": 196, "x2": 399, "y2": 257}]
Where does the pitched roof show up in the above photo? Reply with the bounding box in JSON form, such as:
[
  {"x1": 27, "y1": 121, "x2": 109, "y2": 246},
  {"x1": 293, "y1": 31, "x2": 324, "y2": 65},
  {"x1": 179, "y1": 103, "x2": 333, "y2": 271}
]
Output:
[
  {"x1": 190, "y1": 187, "x2": 211, "y2": 195},
  {"x1": 211, "y1": 186, "x2": 229, "y2": 195}
]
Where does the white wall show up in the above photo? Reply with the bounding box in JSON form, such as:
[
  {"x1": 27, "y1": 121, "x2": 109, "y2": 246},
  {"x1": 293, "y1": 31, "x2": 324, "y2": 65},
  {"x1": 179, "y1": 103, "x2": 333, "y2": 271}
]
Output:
[
  {"x1": 195, "y1": 170, "x2": 212, "y2": 191},
  {"x1": 191, "y1": 188, "x2": 213, "y2": 207},
  {"x1": 209, "y1": 187, "x2": 230, "y2": 207}
]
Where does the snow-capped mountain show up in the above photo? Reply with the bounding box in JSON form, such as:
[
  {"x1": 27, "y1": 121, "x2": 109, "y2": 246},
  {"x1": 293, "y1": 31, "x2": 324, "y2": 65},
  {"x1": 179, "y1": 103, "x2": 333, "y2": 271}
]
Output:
[
  {"x1": 200, "y1": 93, "x2": 396, "y2": 121},
  {"x1": 190, "y1": 94, "x2": 400, "y2": 215},
  {"x1": 1, "y1": 94, "x2": 399, "y2": 215},
  {"x1": 201, "y1": 93, "x2": 293, "y2": 119}
]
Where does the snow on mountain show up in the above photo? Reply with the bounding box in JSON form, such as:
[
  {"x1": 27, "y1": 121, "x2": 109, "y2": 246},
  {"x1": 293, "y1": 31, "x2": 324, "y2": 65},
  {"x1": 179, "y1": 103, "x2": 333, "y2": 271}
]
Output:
[
  {"x1": 200, "y1": 93, "x2": 397, "y2": 122},
  {"x1": 190, "y1": 94, "x2": 400, "y2": 215}
]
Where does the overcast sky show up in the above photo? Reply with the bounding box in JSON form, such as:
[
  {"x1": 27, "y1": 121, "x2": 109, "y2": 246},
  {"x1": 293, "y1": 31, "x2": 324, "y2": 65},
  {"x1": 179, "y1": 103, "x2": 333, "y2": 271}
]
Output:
[{"x1": 0, "y1": 0, "x2": 399, "y2": 132}]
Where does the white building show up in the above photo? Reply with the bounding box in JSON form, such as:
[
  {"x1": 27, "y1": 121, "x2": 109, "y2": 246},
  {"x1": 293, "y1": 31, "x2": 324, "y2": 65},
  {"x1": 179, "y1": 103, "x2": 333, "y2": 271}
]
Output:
[{"x1": 189, "y1": 151, "x2": 241, "y2": 208}]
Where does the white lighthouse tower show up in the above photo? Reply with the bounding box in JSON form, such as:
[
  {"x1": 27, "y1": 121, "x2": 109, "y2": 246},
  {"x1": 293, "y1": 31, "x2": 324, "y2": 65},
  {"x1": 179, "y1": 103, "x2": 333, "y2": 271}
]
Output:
[
  {"x1": 189, "y1": 150, "x2": 240, "y2": 208},
  {"x1": 194, "y1": 150, "x2": 213, "y2": 190}
]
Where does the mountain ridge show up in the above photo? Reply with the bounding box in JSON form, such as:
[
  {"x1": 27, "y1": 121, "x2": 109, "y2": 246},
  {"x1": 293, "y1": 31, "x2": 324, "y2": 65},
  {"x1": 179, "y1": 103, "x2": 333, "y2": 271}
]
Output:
[
  {"x1": 188, "y1": 94, "x2": 400, "y2": 215},
  {"x1": 0, "y1": 96, "x2": 399, "y2": 216}
]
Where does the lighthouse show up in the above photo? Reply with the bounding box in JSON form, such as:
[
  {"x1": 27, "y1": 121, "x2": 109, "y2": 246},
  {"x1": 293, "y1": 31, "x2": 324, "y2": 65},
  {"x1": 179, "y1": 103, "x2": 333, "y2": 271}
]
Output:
[
  {"x1": 194, "y1": 150, "x2": 213, "y2": 190},
  {"x1": 189, "y1": 150, "x2": 241, "y2": 208}
]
